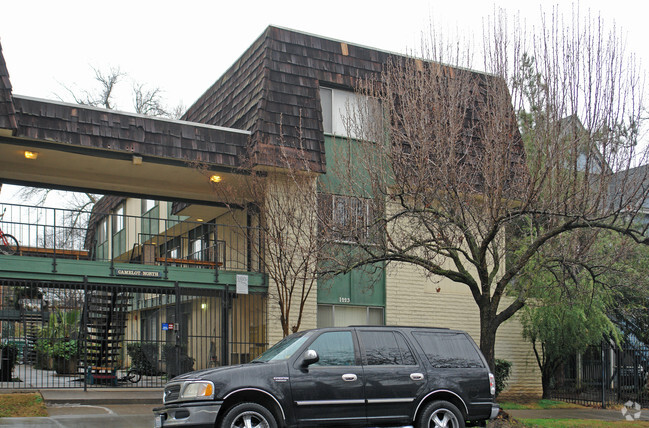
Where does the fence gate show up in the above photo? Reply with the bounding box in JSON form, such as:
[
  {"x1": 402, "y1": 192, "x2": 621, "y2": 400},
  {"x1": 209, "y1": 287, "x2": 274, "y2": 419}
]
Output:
[{"x1": 0, "y1": 279, "x2": 267, "y2": 389}]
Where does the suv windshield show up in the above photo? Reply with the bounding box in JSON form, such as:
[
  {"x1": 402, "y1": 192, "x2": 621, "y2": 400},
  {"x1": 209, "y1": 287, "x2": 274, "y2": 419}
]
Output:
[{"x1": 253, "y1": 332, "x2": 311, "y2": 362}]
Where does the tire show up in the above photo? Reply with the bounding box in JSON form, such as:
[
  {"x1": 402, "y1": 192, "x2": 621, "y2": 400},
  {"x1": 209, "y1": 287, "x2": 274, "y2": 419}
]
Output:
[
  {"x1": 417, "y1": 400, "x2": 465, "y2": 428},
  {"x1": 220, "y1": 402, "x2": 277, "y2": 428},
  {"x1": 127, "y1": 369, "x2": 141, "y2": 383},
  {"x1": 0, "y1": 234, "x2": 19, "y2": 255}
]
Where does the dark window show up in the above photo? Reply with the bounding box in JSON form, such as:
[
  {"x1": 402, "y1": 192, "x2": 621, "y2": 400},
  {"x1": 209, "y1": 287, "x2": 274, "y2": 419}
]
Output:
[
  {"x1": 318, "y1": 193, "x2": 374, "y2": 243},
  {"x1": 412, "y1": 332, "x2": 484, "y2": 368},
  {"x1": 309, "y1": 331, "x2": 355, "y2": 366},
  {"x1": 359, "y1": 331, "x2": 416, "y2": 366},
  {"x1": 394, "y1": 332, "x2": 417, "y2": 365}
]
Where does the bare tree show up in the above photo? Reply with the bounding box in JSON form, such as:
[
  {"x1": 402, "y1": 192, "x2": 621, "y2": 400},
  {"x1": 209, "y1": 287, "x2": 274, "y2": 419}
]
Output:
[
  {"x1": 16, "y1": 67, "x2": 185, "y2": 217},
  {"x1": 133, "y1": 83, "x2": 184, "y2": 118},
  {"x1": 208, "y1": 119, "x2": 327, "y2": 337},
  {"x1": 323, "y1": 8, "x2": 647, "y2": 368},
  {"x1": 58, "y1": 66, "x2": 124, "y2": 109}
]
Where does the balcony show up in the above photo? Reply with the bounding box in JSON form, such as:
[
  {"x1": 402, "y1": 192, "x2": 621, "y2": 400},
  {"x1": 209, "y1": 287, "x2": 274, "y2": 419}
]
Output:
[{"x1": 0, "y1": 202, "x2": 265, "y2": 291}]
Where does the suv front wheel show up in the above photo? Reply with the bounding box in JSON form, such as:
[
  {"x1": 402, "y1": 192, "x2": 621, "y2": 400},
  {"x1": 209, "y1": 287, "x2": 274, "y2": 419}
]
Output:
[
  {"x1": 417, "y1": 400, "x2": 465, "y2": 428},
  {"x1": 220, "y1": 402, "x2": 278, "y2": 428}
]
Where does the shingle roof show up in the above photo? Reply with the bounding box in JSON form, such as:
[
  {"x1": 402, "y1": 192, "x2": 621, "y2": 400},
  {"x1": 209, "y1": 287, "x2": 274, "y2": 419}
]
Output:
[
  {"x1": 0, "y1": 42, "x2": 17, "y2": 134},
  {"x1": 13, "y1": 95, "x2": 250, "y2": 168},
  {"x1": 183, "y1": 26, "x2": 523, "y2": 177},
  {"x1": 183, "y1": 26, "x2": 401, "y2": 174}
]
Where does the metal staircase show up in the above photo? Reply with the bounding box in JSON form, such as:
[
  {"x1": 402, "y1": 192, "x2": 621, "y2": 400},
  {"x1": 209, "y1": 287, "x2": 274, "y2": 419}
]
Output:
[{"x1": 83, "y1": 290, "x2": 131, "y2": 368}]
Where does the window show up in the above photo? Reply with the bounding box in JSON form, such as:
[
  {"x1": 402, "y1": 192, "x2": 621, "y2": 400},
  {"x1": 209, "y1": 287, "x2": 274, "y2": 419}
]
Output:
[
  {"x1": 142, "y1": 199, "x2": 157, "y2": 214},
  {"x1": 97, "y1": 218, "x2": 108, "y2": 243},
  {"x1": 319, "y1": 87, "x2": 380, "y2": 138},
  {"x1": 319, "y1": 194, "x2": 373, "y2": 242},
  {"x1": 113, "y1": 204, "x2": 124, "y2": 232},
  {"x1": 359, "y1": 331, "x2": 416, "y2": 366},
  {"x1": 189, "y1": 238, "x2": 204, "y2": 260},
  {"x1": 317, "y1": 305, "x2": 384, "y2": 327},
  {"x1": 309, "y1": 331, "x2": 355, "y2": 366},
  {"x1": 412, "y1": 332, "x2": 484, "y2": 368}
]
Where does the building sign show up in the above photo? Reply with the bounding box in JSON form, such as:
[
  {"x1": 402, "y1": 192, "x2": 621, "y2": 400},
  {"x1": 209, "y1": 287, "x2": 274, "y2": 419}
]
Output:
[
  {"x1": 162, "y1": 323, "x2": 175, "y2": 331},
  {"x1": 236, "y1": 274, "x2": 249, "y2": 294},
  {"x1": 115, "y1": 268, "x2": 161, "y2": 278}
]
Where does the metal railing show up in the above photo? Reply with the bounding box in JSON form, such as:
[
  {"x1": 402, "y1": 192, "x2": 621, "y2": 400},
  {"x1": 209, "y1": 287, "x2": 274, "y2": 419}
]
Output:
[
  {"x1": 0, "y1": 202, "x2": 263, "y2": 273},
  {"x1": 0, "y1": 280, "x2": 268, "y2": 389},
  {"x1": 550, "y1": 341, "x2": 649, "y2": 408}
]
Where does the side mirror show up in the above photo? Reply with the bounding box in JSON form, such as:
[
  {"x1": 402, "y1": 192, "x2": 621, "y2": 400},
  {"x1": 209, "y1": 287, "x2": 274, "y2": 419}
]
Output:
[{"x1": 301, "y1": 349, "x2": 319, "y2": 367}]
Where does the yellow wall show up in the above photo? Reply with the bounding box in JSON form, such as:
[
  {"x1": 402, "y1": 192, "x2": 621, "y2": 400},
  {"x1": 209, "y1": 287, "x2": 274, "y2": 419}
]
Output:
[
  {"x1": 384, "y1": 262, "x2": 542, "y2": 397},
  {"x1": 266, "y1": 276, "x2": 318, "y2": 347}
]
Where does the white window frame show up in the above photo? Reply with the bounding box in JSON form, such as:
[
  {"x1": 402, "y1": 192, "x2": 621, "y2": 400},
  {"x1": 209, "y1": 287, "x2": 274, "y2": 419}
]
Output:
[{"x1": 330, "y1": 194, "x2": 371, "y2": 243}]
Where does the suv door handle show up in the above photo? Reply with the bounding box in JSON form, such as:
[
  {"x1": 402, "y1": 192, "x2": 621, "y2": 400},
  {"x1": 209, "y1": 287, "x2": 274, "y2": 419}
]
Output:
[
  {"x1": 410, "y1": 373, "x2": 424, "y2": 381},
  {"x1": 342, "y1": 374, "x2": 357, "y2": 382}
]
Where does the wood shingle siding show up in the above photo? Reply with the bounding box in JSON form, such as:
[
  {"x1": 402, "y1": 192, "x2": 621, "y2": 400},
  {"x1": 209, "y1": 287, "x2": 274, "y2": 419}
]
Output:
[
  {"x1": 0, "y1": 43, "x2": 17, "y2": 134},
  {"x1": 183, "y1": 26, "x2": 523, "y2": 178},
  {"x1": 12, "y1": 96, "x2": 250, "y2": 167}
]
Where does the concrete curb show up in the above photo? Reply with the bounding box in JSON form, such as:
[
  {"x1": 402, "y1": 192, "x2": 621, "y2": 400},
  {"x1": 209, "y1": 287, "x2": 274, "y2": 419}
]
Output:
[{"x1": 39, "y1": 388, "x2": 163, "y2": 405}]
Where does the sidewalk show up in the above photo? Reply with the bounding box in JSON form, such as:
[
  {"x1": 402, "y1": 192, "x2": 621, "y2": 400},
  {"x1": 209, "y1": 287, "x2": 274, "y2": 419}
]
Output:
[
  {"x1": 0, "y1": 388, "x2": 163, "y2": 427},
  {"x1": 508, "y1": 408, "x2": 649, "y2": 422}
]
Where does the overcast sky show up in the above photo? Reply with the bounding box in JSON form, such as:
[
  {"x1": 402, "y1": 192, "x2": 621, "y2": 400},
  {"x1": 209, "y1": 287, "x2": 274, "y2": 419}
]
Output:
[
  {"x1": 2, "y1": 0, "x2": 646, "y2": 112},
  {"x1": 1, "y1": 0, "x2": 646, "y2": 204}
]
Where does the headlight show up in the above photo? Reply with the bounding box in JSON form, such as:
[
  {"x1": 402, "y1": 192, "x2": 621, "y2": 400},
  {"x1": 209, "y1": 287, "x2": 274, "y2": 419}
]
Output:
[{"x1": 180, "y1": 381, "x2": 214, "y2": 401}]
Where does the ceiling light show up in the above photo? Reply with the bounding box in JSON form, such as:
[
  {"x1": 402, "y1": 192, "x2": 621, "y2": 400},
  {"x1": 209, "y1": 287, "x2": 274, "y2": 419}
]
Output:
[
  {"x1": 197, "y1": 218, "x2": 204, "y2": 222},
  {"x1": 210, "y1": 175, "x2": 222, "y2": 183},
  {"x1": 132, "y1": 155, "x2": 143, "y2": 165},
  {"x1": 24, "y1": 151, "x2": 39, "y2": 160}
]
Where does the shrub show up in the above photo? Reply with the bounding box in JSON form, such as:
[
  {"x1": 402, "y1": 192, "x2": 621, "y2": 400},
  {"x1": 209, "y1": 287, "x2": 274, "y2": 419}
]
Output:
[
  {"x1": 495, "y1": 358, "x2": 512, "y2": 396},
  {"x1": 0, "y1": 343, "x2": 19, "y2": 381},
  {"x1": 34, "y1": 339, "x2": 53, "y2": 370},
  {"x1": 51, "y1": 340, "x2": 78, "y2": 360},
  {"x1": 126, "y1": 342, "x2": 160, "y2": 375},
  {"x1": 162, "y1": 344, "x2": 194, "y2": 378}
]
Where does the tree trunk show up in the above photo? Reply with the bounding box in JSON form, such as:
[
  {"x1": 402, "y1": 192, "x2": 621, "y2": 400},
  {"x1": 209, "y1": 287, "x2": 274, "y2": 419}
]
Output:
[
  {"x1": 479, "y1": 306, "x2": 497, "y2": 372},
  {"x1": 541, "y1": 367, "x2": 553, "y2": 399}
]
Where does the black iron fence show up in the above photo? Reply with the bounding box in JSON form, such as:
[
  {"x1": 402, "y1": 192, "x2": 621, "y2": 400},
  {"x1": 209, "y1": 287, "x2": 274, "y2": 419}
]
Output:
[
  {"x1": 0, "y1": 279, "x2": 268, "y2": 389},
  {"x1": 550, "y1": 341, "x2": 649, "y2": 408}
]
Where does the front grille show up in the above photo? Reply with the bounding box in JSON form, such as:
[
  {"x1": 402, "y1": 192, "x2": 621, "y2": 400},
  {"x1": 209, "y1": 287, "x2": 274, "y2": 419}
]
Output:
[{"x1": 164, "y1": 384, "x2": 181, "y2": 403}]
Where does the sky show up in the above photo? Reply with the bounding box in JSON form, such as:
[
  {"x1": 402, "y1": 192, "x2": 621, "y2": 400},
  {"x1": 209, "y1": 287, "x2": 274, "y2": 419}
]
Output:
[{"x1": 1, "y1": 0, "x2": 647, "y2": 205}]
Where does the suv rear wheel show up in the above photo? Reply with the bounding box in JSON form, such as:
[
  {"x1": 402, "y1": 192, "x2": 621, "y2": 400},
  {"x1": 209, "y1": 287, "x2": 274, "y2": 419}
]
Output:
[
  {"x1": 417, "y1": 400, "x2": 465, "y2": 428},
  {"x1": 220, "y1": 402, "x2": 277, "y2": 428}
]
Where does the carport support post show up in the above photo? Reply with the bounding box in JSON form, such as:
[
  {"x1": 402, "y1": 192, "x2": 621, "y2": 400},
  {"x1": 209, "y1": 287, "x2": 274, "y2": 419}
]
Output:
[
  {"x1": 221, "y1": 285, "x2": 229, "y2": 366},
  {"x1": 174, "y1": 281, "x2": 181, "y2": 377},
  {"x1": 83, "y1": 276, "x2": 88, "y2": 392},
  {"x1": 52, "y1": 208, "x2": 57, "y2": 273}
]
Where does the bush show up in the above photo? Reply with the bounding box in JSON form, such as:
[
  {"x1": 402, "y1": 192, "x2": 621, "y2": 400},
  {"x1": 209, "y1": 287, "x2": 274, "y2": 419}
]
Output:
[
  {"x1": 126, "y1": 342, "x2": 160, "y2": 375},
  {"x1": 495, "y1": 358, "x2": 512, "y2": 396},
  {"x1": 52, "y1": 340, "x2": 78, "y2": 360},
  {"x1": 163, "y1": 344, "x2": 194, "y2": 378},
  {"x1": 0, "y1": 343, "x2": 19, "y2": 381},
  {"x1": 34, "y1": 339, "x2": 53, "y2": 370}
]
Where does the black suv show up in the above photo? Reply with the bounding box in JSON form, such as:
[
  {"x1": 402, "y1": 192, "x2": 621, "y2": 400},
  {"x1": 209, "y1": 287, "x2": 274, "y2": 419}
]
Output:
[{"x1": 154, "y1": 326, "x2": 499, "y2": 428}]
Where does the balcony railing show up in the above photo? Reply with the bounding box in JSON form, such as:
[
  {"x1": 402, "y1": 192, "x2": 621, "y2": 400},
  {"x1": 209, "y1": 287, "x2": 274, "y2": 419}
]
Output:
[{"x1": 0, "y1": 202, "x2": 263, "y2": 273}]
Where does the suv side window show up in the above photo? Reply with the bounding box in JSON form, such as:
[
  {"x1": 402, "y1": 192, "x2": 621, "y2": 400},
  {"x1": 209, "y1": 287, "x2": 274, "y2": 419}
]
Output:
[
  {"x1": 359, "y1": 331, "x2": 417, "y2": 366},
  {"x1": 412, "y1": 332, "x2": 484, "y2": 368},
  {"x1": 309, "y1": 331, "x2": 356, "y2": 366}
]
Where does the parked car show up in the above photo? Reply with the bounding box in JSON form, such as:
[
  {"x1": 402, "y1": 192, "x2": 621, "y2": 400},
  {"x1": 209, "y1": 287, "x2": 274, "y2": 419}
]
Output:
[{"x1": 153, "y1": 326, "x2": 499, "y2": 428}]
